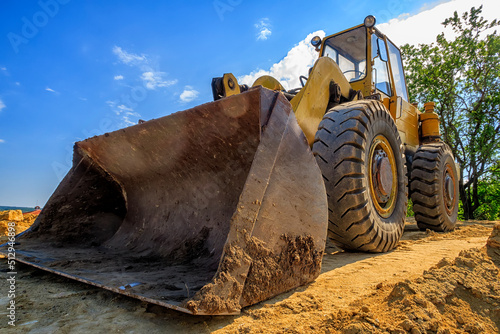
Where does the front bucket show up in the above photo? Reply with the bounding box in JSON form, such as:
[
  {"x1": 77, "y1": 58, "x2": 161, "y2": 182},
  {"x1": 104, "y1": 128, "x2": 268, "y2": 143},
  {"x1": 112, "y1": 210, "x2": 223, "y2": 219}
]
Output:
[{"x1": 2, "y1": 87, "x2": 327, "y2": 315}]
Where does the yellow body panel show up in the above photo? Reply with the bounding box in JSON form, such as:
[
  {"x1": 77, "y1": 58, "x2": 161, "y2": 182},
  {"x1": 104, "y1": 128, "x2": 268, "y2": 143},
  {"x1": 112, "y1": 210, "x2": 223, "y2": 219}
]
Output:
[
  {"x1": 395, "y1": 99, "x2": 420, "y2": 149},
  {"x1": 252, "y1": 75, "x2": 285, "y2": 91},
  {"x1": 290, "y1": 57, "x2": 352, "y2": 146},
  {"x1": 378, "y1": 97, "x2": 388, "y2": 111},
  {"x1": 221, "y1": 73, "x2": 241, "y2": 97}
]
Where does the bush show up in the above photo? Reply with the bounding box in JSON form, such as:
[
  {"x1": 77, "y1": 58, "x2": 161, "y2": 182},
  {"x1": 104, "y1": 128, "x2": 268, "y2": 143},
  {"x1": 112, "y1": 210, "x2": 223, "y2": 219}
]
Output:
[
  {"x1": 473, "y1": 179, "x2": 500, "y2": 220},
  {"x1": 407, "y1": 199, "x2": 414, "y2": 217}
]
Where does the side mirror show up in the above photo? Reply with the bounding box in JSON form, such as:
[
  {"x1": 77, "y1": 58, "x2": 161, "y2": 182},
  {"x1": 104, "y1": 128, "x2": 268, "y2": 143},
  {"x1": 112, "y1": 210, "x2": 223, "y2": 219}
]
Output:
[{"x1": 377, "y1": 38, "x2": 388, "y2": 62}]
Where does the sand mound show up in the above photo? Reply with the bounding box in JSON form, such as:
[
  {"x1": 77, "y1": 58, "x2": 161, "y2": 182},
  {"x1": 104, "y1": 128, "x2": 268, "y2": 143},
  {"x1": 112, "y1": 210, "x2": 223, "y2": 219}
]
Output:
[
  {"x1": 214, "y1": 224, "x2": 500, "y2": 334},
  {"x1": 0, "y1": 221, "x2": 496, "y2": 333},
  {"x1": 0, "y1": 209, "x2": 23, "y2": 221},
  {"x1": 323, "y1": 224, "x2": 500, "y2": 334},
  {"x1": 0, "y1": 209, "x2": 39, "y2": 237}
]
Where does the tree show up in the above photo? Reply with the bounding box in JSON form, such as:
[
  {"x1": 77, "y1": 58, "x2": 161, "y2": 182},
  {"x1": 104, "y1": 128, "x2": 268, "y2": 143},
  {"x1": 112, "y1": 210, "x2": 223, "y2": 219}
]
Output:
[
  {"x1": 474, "y1": 174, "x2": 500, "y2": 220},
  {"x1": 401, "y1": 6, "x2": 500, "y2": 219}
]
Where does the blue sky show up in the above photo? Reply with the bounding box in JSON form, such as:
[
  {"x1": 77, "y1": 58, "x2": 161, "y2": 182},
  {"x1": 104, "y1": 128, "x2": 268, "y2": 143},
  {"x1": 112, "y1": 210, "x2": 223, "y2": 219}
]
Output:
[{"x1": 0, "y1": 0, "x2": 497, "y2": 206}]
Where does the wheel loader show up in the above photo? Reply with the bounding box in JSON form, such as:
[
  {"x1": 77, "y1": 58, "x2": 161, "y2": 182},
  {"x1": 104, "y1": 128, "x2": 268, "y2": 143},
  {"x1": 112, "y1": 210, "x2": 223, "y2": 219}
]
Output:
[{"x1": 1, "y1": 16, "x2": 459, "y2": 315}]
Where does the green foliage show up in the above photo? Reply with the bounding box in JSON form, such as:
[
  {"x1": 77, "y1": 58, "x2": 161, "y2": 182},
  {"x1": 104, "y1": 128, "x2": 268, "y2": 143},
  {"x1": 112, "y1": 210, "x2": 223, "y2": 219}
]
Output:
[
  {"x1": 456, "y1": 178, "x2": 500, "y2": 220},
  {"x1": 474, "y1": 177, "x2": 500, "y2": 220},
  {"x1": 458, "y1": 197, "x2": 465, "y2": 221},
  {"x1": 401, "y1": 6, "x2": 500, "y2": 220},
  {"x1": 407, "y1": 198, "x2": 414, "y2": 217}
]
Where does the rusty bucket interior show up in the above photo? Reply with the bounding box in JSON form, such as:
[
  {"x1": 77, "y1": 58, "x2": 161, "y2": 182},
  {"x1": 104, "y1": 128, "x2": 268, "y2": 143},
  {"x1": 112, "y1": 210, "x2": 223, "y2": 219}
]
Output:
[{"x1": 3, "y1": 87, "x2": 327, "y2": 315}]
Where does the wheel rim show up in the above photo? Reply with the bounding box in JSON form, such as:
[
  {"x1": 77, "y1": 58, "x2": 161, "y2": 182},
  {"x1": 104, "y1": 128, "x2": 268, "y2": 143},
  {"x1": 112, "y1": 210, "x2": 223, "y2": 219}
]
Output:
[
  {"x1": 443, "y1": 163, "x2": 456, "y2": 215},
  {"x1": 368, "y1": 135, "x2": 398, "y2": 218}
]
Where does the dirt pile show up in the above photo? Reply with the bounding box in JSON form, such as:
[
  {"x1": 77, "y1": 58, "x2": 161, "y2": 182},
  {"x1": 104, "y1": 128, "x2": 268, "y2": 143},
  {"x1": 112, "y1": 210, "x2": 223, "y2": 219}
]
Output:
[
  {"x1": 0, "y1": 221, "x2": 496, "y2": 333},
  {"x1": 0, "y1": 210, "x2": 39, "y2": 237},
  {"x1": 0, "y1": 210, "x2": 23, "y2": 221},
  {"x1": 339, "y1": 226, "x2": 500, "y2": 334},
  {"x1": 215, "y1": 223, "x2": 500, "y2": 334},
  {"x1": 374, "y1": 247, "x2": 500, "y2": 333}
]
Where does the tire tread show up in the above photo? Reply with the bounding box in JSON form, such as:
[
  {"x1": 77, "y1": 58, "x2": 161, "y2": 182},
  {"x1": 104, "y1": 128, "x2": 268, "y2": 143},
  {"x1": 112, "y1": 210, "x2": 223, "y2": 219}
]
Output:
[
  {"x1": 312, "y1": 100, "x2": 407, "y2": 253},
  {"x1": 410, "y1": 142, "x2": 458, "y2": 231}
]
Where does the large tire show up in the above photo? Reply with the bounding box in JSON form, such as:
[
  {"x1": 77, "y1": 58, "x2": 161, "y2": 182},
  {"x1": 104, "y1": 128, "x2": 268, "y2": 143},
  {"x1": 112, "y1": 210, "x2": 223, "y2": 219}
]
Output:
[
  {"x1": 312, "y1": 100, "x2": 407, "y2": 253},
  {"x1": 410, "y1": 142, "x2": 458, "y2": 231}
]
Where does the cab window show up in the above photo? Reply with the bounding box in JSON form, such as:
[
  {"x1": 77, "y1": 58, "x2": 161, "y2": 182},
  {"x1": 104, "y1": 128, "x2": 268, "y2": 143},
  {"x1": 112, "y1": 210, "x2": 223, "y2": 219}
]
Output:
[
  {"x1": 322, "y1": 26, "x2": 367, "y2": 82},
  {"x1": 387, "y1": 40, "x2": 409, "y2": 101},
  {"x1": 372, "y1": 34, "x2": 391, "y2": 96}
]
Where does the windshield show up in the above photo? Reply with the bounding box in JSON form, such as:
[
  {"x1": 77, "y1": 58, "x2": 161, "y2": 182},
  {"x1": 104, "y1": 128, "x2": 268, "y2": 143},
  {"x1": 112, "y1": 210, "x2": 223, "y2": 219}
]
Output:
[
  {"x1": 322, "y1": 26, "x2": 367, "y2": 82},
  {"x1": 372, "y1": 33, "x2": 392, "y2": 96},
  {"x1": 386, "y1": 39, "x2": 409, "y2": 101}
]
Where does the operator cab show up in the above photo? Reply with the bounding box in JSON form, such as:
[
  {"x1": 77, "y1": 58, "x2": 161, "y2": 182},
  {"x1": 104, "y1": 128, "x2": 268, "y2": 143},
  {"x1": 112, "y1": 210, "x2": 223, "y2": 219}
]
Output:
[{"x1": 315, "y1": 16, "x2": 409, "y2": 102}]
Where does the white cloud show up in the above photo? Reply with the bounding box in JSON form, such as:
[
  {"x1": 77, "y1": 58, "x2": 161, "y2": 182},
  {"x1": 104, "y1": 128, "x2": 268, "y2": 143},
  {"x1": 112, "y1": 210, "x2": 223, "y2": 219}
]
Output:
[
  {"x1": 116, "y1": 104, "x2": 134, "y2": 114},
  {"x1": 179, "y1": 86, "x2": 199, "y2": 103},
  {"x1": 15, "y1": 82, "x2": 20, "y2": 86},
  {"x1": 45, "y1": 87, "x2": 57, "y2": 93},
  {"x1": 1, "y1": 67, "x2": 6, "y2": 71},
  {"x1": 239, "y1": 30, "x2": 325, "y2": 90},
  {"x1": 106, "y1": 100, "x2": 134, "y2": 115},
  {"x1": 0, "y1": 98, "x2": 5, "y2": 112},
  {"x1": 141, "y1": 71, "x2": 177, "y2": 90},
  {"x1": 377, "y1": 0, "x2": 500, "y2": 46},
  {"x1": 258, "y1": 27, "x2": 272, "y2": 41},
  {"x1": 122, "y1": 111, "x2": 141, "y2": 126},
  {"x1": 112, "y1": 46, "x2": 147, "y2": 65},
  {"x1": 112, "y1": 46, "x2": 178, "y2": 91},
  {"x1": 122, "y1": 117, "x2": 136, "y2": 126},
  {"x1": 0, "y1": 139, "x2": 5, "y2": 143},
  {"x1": 106, "y1": 100, "x2": 141, "y2": 125},
  {"x1": 256, "y1": 18, "x2": 272, "y2": 40}
]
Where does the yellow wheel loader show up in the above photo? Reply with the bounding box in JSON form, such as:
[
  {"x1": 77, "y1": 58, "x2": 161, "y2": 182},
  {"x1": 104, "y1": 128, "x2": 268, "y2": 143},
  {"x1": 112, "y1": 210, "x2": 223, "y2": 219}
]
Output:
[{"x1": 1, "y1": 16, "x2": 459, "y2": 315}]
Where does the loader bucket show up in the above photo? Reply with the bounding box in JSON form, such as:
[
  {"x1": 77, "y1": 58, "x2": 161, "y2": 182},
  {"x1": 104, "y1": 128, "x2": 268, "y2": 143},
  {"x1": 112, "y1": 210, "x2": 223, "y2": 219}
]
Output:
[{"x1": 2, "y1": 87, "x2": 327, "y2": 315}]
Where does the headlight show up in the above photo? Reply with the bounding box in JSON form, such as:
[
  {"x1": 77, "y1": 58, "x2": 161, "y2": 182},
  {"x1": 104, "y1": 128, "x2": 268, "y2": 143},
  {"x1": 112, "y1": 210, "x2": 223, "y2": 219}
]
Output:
[
  {"x1": 364, "y1": 15, "x2": 376, "y2": 28},
  {"x1": 311, "y1": 36, "x2": 322, "y2": 47}
]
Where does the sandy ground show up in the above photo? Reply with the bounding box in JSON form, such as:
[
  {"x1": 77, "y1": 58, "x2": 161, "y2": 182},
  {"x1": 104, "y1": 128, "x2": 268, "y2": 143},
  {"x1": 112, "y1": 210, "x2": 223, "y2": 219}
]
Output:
[{"x1": 0, "y1": 219, "x2": 499, "y2": 333}]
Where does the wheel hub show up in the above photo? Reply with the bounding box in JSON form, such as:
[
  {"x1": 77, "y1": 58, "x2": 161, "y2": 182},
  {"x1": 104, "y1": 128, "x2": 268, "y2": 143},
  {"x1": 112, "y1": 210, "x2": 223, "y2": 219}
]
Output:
[
  {"x1": 368, "y1": 135, "x2": 398, "y2": 218},
  {"x1": 372, "y1": 150, "x2": 393, "y2": 203},
  {"x1": 444, "y1": 174, "x2": 454, "y2": 204},
  {"x1": 443, "y1": 164, "x2": 456, "y2": 215}
]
